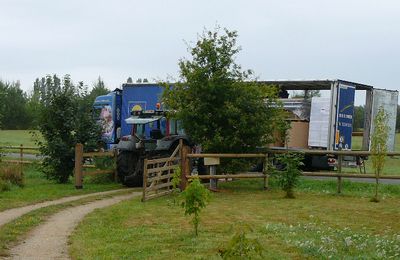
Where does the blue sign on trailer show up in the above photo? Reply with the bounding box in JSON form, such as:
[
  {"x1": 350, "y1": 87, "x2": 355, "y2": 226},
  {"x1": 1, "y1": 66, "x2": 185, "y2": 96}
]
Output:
[
  {"x1": 120, "y1": 84, "x2": 164, "y2": 137},
  {"x1": 334, "y1": 83, "x2": 355, "y2": 150}
]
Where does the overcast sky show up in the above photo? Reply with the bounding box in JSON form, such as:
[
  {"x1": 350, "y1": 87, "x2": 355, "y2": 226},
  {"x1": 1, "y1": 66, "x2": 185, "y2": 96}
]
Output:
[{"x1": 1, "y1": 0, "x2": 399, "y2": 102}]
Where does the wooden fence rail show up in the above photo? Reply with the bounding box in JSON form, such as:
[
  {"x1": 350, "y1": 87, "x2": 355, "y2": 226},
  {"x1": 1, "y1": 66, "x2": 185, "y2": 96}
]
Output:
[
  {"x1": 184, "y1": 149, "x2": 400, "y2": 193},
  {"x1": 0, "y1": 145, "x2": 40, "y2": 165},
  {"x1": 74, "y1": 143, "x2": 116, "y2": 189}
]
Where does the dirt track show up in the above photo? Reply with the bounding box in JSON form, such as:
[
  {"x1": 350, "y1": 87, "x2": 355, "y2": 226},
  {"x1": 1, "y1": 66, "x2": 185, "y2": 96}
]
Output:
[
  {"x1": 0, "y1": 189, "x2": 128, "y2": 227},
  {"x1": 6, "y1": 192, "x2": 140, "y2": 259}
]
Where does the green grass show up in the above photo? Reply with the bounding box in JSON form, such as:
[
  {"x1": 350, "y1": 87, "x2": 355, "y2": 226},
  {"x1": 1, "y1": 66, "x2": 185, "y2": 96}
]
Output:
[
  {"x1": 69, "y1": 179, "x2": 400, "y2": 259},
  {"x1": 0, "y1": 130, "x2": 42, "y2": 154},
  {"x1": 0, "y1": 165, "x2": 123, "y2": 211},
  {"x1": 0, "y1": 189, "x2": 134, "y2": 257},
  {"x1": 0, "y1": 130, "x2": 41, "y2": 147},
  {"x1": 350, "y1": 133, "x2": 400, "y2": 175}
]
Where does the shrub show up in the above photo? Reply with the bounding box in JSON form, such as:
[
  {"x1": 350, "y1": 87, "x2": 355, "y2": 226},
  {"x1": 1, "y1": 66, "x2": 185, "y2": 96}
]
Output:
[
  {"x1": 0, "y1": 178, "x2": 11, "y2": 192},
  {"x1": 272, "y1": 152, "x2": 304, "y2": 198},
  {"x1": 0, "y1": 164, "x2": 24, "y2": 187},
  {"x1": 220, "y1": 226, "x2": 264, "y2": 259},
  {"x1": 181, "y1": 177, "x2": 211, "y2": 236}
]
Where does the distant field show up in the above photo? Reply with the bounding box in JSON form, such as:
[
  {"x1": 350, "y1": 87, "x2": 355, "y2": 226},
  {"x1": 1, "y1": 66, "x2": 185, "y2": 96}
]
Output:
[
  {"x1": 352, "y1": 132, "x2": 400, "y2": 151},
  {"x1": 0, "y1": 130, "x2": 42, "y2": 147},
  {"x1": 351, "y1": 133, "x2": 400, "y2": 175}
]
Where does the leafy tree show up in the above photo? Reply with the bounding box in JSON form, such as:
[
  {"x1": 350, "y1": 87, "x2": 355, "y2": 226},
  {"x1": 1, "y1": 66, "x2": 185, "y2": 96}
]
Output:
[
  {"x1": 353, "y1": 106, "x2": 365, "y2": 131},
  {"x1": 163, "y1": 28, "x2": 285, "y2": 170},
  {"x1": 37, "y1": 75, "x2": 100, "y2": 183},
  {"x1": 85, "y1": 77, "x2": 110, "y2": 105},
  {"x1": 181, "y1": 177, "x2": 210, "y2": 236},
  {"x1": 370, "y1": 106, "x2": 389, "y2": 202},
  {"x1": 0, "y1": 80, "x2": 31, "y2": 129},
  {"x1": 292, "y1": 90, "x2": 321, "y2": 99},
  {"x1": 273, "y1": 152, "x2": 304, "y2": 198}
]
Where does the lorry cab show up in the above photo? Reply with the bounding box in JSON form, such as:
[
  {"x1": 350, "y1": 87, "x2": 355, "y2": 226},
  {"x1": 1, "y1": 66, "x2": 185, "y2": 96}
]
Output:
[{"x1": 93, "y1": 89, "x2": 122, "y2": 150}]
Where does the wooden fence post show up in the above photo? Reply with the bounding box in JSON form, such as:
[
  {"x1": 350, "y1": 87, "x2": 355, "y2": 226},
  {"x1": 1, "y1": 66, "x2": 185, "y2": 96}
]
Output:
[
  {"x1": 74, "y1": 143, "x2": 83, "y2": 189},
  {"x1": 337, "y1": 154, "x2": 342, "y2": 194},
  {"x1": 19, "y1": 144, "x2": 24, "y2": 173},
  {"x1": 180, "y1": 139, "x2": 189, "y2": 190},
  {"x1": 263, "y1": 154, "x2": 269, "y2": 190}
]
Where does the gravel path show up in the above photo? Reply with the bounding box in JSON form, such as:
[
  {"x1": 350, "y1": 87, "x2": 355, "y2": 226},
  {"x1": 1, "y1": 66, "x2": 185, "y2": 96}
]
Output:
[
  {"x1": 6, "y1": 192, "x2": 140, "y2": 259},
  {"x1": 0, "y1": 189, "x2": 128, "y2": 227}
]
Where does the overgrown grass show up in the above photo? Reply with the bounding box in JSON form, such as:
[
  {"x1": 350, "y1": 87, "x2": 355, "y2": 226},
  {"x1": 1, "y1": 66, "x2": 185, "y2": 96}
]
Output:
[
  {"x1": 0, "y1": 189, "x2": 134, "y2": 257},
  {"x1": 0, "y1": 165, "x2": 123, "y2": 211},
  {"x1": 69, "y1": 178, "x2": 400, "y2": 259}
]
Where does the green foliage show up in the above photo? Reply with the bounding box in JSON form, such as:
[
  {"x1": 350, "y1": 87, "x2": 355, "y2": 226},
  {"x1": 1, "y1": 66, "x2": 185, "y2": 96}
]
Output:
[
  {"x1": 163, "y1": 27, "x2": 285, "y2": 171},
  {"x1": 181, "y1": 177, "x2": 211, "y2": 236},
  {"x1": 172, "y1": 166, "x2": 181, "y2": 190},
  {"x1": 370, "y1": 106, "x2": 389, "y2": 202},
  {"x1": 353, "y1": 105, "x2": 365, "y2": 131},
  {"x1": 272, "y1": 152, "x2": 304, "y2": 198},
  {"x1": 0, "y1": 179, "x2": 11, "y2": 192},
  {"x1": 0, "y1": 80, "x2": 33, "y2": 129},
  {"x1": 37, "y1": 74, "x2": 101, "y2": 183},
  {"x1": 220, "y1": 226, "x2": 264, "y2": 259},
  {"x1": 93, "y1": 156, "x2": 114, "y2": 170}
]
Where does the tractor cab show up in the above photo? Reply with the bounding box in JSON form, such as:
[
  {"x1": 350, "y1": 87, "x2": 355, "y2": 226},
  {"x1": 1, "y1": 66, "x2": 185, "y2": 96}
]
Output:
[{"x1": 117, "y1": 103, "x2": 187, "y2": 153}]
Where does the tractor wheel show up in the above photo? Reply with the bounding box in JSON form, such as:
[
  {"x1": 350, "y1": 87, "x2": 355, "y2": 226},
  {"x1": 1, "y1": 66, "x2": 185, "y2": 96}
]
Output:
[{"x1": 116, "y1": 151, "x2": 143, "y2": 187}]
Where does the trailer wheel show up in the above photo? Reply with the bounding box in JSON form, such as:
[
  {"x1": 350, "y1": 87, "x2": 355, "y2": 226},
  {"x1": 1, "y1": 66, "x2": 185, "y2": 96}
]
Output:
[{"x1": 116, "y1": 151, "x2": 143, "y2": 187}]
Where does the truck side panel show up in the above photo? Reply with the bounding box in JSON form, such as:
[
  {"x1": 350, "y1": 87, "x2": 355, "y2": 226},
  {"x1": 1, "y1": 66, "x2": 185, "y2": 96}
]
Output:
[{"x1": 121, "y1": 84, "x2": 164, "y2": 137}]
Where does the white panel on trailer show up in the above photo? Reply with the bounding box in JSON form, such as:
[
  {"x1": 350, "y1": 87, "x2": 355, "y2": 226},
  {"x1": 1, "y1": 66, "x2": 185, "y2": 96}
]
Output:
[
  {"x1": 370, "y1": 89, "x2": 398, "y2": 152},
  {"x1": 308, "y1": 97, "x2": 331, "y2": 148}
]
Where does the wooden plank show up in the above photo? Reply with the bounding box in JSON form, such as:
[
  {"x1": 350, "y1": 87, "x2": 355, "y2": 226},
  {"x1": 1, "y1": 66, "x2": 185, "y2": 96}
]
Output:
[
  {"x1": 0, "y1": 146, "x2": 39, "y2": 150},
  {"x1": 147, "y1": 164, "x2": 178, "y2": 174},
  {"x1": 82, "y1": 151, "x2": 115, "y2": 157},
  {"x1": 82, "y1": 164, "x2": 96, "y2": 168},
  {"x1": 147, "y1": 156, "x2": 180, "y2": 165},
  {"x1": 74, "y1": 143, "x2": 83, "y2": 189},
  {"x1": 2, "y1": 160, "x2": 34, "y2": 164},
  {"x1": 187, "y1": 153, "x2": 266, "y2": 158},
  {"x1": 145, "y1": 181, "x2": 173, "y2": 191},
  {"x1": 143, "y1": 190, "x2": 173, "y2": 201},
  {"x1": 186, "y1": 173, "x2": 266, "y2": 179},
  {"x1": 147, "y1": 173, "x2": 174, "y2": 182},
  {"x1": 187, "y1": 150, "x2": 400, "y2": 157},
  {"x1": 83, "y1": 169, "x2": 114, "y2": 176},
  {"x1": 302, "y1": 172, "x2": 400, "y2": 179}
]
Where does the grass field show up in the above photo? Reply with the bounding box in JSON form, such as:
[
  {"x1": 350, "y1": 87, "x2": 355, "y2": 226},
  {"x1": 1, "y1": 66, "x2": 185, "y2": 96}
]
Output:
[
  {"x1": 69, "y1": 179, "x2": 400, "y2": 259},
  {"x1": 0, "y1": 130, "x2": 41, "y2": 147},
  {"x1": 0, "y1": 165, "x2": 123, "y2": 211}
]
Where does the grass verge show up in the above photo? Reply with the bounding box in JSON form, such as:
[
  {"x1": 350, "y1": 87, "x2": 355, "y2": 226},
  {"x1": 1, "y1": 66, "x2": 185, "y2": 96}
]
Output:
[
  {"x1": 0, "y1": 165, "x2": 123, "y2": 211},
  {"x1": 69, "y1": 179, "x2": 400, "y2": 259},
  {"x1": 0, "y1": 189, "x2": 136, "y2": 257}
]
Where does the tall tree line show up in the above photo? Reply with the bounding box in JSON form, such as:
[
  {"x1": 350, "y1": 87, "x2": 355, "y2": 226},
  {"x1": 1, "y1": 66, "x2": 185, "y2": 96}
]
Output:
[{"x1": 0, "y1": 76, "x2": 109, "y2": 130}]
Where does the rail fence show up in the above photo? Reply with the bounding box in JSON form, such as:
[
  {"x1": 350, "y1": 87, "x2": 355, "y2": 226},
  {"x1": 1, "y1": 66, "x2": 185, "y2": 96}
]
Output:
[
  {"x1": 0, "y1": 145, "x2": 41, "y2": 164},
  {"x1": 74, "y1": 143, "x2": 117, "y2": 189},
  {"x1": 184, "y1": 149, "x2": 400, "y2": 194}
]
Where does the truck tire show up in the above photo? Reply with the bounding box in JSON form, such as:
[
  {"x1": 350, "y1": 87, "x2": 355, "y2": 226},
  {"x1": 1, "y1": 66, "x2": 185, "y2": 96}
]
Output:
[{"x1": 116, "y1": 151, "x2": 143, "y2": 187}]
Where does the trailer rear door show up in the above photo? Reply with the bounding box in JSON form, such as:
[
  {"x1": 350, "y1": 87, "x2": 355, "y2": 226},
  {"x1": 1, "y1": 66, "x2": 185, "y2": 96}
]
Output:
[{"x1": 370, "y1": 89, "x2": 398, "y2": 151}]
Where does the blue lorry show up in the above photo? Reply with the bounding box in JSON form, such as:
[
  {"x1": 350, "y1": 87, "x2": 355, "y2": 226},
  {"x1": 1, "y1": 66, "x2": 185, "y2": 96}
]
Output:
[{"x1": 93, "y1": 83, "x2": 190, "y2": 186}]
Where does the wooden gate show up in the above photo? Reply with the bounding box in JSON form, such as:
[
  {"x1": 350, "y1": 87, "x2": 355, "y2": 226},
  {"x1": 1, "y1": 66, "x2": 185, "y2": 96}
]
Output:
[{"x1": 142, "y1": 140, "x2": 190, "y2": 201}]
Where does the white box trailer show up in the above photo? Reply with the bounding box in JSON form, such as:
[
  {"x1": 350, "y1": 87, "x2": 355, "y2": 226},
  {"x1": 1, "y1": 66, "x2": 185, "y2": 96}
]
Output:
[{"x1": 263, "y1": 79, "x2": 398, "y2": 169}]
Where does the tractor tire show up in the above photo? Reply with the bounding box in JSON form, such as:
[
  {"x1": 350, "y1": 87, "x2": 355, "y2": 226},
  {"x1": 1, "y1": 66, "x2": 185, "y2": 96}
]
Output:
[{"x1": 116, "y1": 151, "x2": 143, "y2": 187}]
